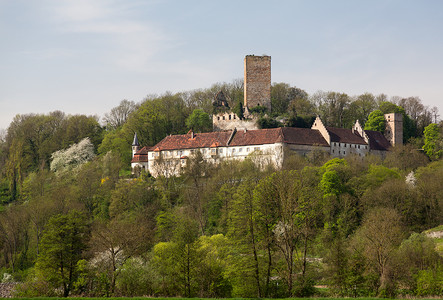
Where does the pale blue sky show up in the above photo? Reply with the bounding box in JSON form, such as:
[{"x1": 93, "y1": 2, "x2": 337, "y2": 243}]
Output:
[{"x1": 1, "y1": 0, "x2": 443, "y2": 130}]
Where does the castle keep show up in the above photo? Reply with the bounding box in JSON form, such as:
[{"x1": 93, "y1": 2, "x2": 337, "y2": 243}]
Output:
[{"x1": 244, "y1": 55, "x2": 271, "y2": 110}]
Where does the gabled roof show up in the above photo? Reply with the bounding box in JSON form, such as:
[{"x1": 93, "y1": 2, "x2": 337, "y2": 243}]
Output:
[
  {"x1": 364, "y1": 130, "x2": 391, "y2": 151},
  {"x1": 230, "y1": 128, "x2": 284, "y2": 146},
  {"x1": 280, "y1": 127, "x2": 329, "y2": 146},
  {"x1": 131, "y1": 146, "x2": 149, "y2": 163},
  {"x1": 326, "y1": 127, "x2": 367, "y2": 145}
]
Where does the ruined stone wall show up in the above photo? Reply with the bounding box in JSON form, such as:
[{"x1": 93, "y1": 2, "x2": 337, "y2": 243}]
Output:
[
  {"x1": 212, "y1": 112, "x2": 259, "y2": 131},
  {"x1": 244, "y1": 55, "x2": 271, "y2": 111}
]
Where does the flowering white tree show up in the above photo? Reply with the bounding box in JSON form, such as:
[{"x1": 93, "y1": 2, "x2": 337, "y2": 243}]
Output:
[{"x1": 50, "y1": 137, "x2": 95, "y2": 172}]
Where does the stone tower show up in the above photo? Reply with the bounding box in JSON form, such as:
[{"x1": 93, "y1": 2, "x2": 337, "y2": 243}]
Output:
[
  {"x1": 244, "y1": 55, "x2": 271, "y2": 111},
  {"x1": 384, "y1": 113, "x2": 403, "y2": 146}
]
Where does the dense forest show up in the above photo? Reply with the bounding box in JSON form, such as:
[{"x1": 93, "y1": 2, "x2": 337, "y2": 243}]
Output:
[{"x1": 0, "y1": 80, "x2": 442, "y2": 298}]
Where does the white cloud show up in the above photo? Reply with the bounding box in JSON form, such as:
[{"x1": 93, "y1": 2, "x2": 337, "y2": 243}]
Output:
[{"x1": 44, "y1": 0, "x2": 177, "y2": 71}]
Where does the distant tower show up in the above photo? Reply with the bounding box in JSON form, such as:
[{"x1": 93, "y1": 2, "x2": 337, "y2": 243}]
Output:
[
  {"x1": 132, "y1": 132, "x2": 140, "y2": 157},
  {"x1": 244, "y1": 55, "x2": 271, "y2": 111},
  {"x1": 384, "y1": 113, "x2": 403, "y2": 146}
]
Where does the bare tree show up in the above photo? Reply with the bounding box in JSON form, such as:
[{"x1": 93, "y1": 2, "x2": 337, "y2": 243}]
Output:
[
  {"x1": 430, "y1": 106, "x2": 440, "y2": 123},
  {"x1": 103, "y1": 99, "x2": 137, "y2": 129}
]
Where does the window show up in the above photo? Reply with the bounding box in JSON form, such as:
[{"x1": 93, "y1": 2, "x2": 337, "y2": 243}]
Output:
[
  {"x1": 247, "y1": 147, "x2": 250, "y2": 152},
  {"x1": 358, "y1": 145, "x2": 360, "y2": 149},
  {"x1": 239, "y1": 148, "x2": 243, "y2": 153},
  {"x1": 234, "y1": 115, "x2": 236, "y2": 119},
  {"x1": 222, "y1": 116, "x2": 225, "y2": 120},
  {"x1": 217, "y1": 116, "x2": 220, "y2": 120},
  {"x1": 334, "y1": 142, "x2": 336, "y2": 146},
  {"x1": 219, "y1": 148, "x2": 223, "y2": 154},
  {"x1": 344, "y1": 151, "x2": 346, "y2": 155},
  {"x1": 232, "y1": 148, "x2": 236, "y2": 153},
  {"x1": 254, "y1": 147, "x2": 260, "y2": 151},
  {"x1": 190, "y1": 149, "x2": 194, "y2": 153},
  {"x1": 229, "y1": 115, "x2": 231, "y2": 120}
]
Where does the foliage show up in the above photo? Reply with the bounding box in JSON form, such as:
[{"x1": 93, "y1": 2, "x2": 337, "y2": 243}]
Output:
[
  {"x1": 423, "y1": 123, "x2": 443, "y2": 160},
  {"x1": 50, "y1": 138, "x2": 96, "y2": 173},
  {"x1": 185, "y1": 109, "x2": 212, "y2": 133},
  {"x1": 249, "y1": 105, "x2": 268, "y2": 114},
  {"x1": 232, "y1": 100, "x2": 244, "y2": 120},
  {"x1": 364, "y1": 110, "x2": 385, "y2": 132},
  {"x1": 35, "y1": 210, "x2": 89, "y2": 297},
  {"x1": 258, "y1": 116, "x2": 280, "y2": 129},
  {"x1": 1, "y1": 80, "x2": 443, "y2": 298}
]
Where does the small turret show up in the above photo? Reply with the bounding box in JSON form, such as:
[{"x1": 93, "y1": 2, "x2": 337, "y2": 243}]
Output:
[{"x1": 132, "y1": 132, "x2": 140, "y2": 158}]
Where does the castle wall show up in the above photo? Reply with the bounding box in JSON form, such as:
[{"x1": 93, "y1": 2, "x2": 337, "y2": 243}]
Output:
[
  {"x1": 244, "y1": 55, "x2": 271, "y2": 111},
  {"x1": 212, "y1": 112, "x2": 259, "y2": 131},
  {"x1": 330, "y1": 142, "x2": 369, "y2": 157},
  {"x1": 286, "y1": 144, "x2": 330, "y2": 156}
]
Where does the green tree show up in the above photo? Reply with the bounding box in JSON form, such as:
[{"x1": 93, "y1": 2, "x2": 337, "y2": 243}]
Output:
[
  {"x1": 227, "y1": 180, "x2": 263, "y2": 297},
  {"x1": 364, "y1": 110, "x2": 385, "y2": 132},
  {"x1": 351, "y1": 208, "x2": 404, "y2": 296},
  {"x1": 314, "y1": 91, "x2": 350, "y2": 127},
  {"x1": 423, "y1": 123, "x2": 442, "y2": 160},
  {"x1": 89, "y1": 217, "x2": 153, "y2": 295},
  {"x1": 254, "y1": 170, "x2": 321, "y2": 296},
  {"x1": 36, "y1": 210, "x2": 89, "y2": 297},
  {"x1": 395, "y1": 233, "x2": 443, "y2": 294},
  {"x1": 185, "y1": 109, "x2": 212, "y2": 133},
  {"x1": 346, "y1": 93, "x2": 377, "y2": 126}
]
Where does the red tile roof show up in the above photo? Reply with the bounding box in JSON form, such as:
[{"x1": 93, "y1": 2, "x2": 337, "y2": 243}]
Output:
[
  {"x1": 326, "y1": 127, "x2": 367, "y2": 145},
  {"x1": 132, "y1": 146, "x2": 149, "y2": 162},
  {"x1": 281, "y1": 127, "x2": 329, "y2": 146},
  {"x1": 148, "y1": 127, "x2": 330, "y2": 151},
  {"x1": 229, "y1": 128, "x2": 284, "y2": 146},
  {"x1": 149, "y1": 131, "x2": 233, "y2": 151},
  {"x1": 364, "y1": 130, "x2": 391, "y2": 151}
]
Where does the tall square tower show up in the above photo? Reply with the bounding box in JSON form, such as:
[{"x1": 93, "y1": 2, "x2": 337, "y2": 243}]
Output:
[
  {"x1": 384, "y1": 113, "x2": 403, "y2": 146},
  {"x1": 244, "y1": 55, "x2": 271, "y2": 111}
]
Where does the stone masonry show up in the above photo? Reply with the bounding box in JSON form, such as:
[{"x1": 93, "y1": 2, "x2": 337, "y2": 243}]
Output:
[
  {"x1": 244, "y1": 55, "x2": 271, "y2": 111},
  {"x1": 384, "y1": 113, "x2": 403, "y2": 146}
]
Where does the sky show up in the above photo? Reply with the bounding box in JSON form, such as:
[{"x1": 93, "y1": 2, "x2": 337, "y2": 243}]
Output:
[{"x1": 1, "y1": 0, "x2": 443, "y2": 130}]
